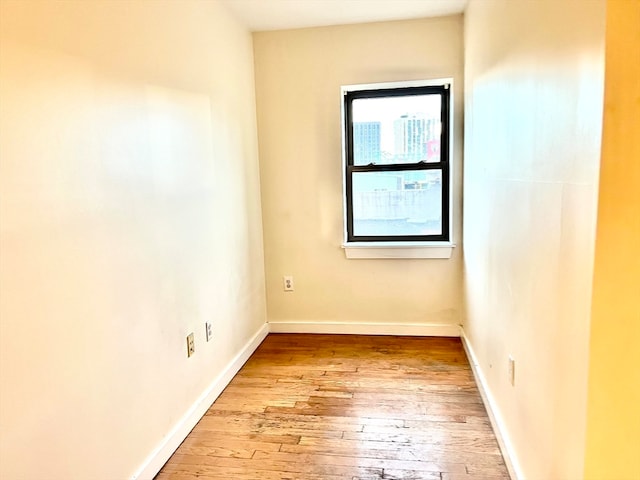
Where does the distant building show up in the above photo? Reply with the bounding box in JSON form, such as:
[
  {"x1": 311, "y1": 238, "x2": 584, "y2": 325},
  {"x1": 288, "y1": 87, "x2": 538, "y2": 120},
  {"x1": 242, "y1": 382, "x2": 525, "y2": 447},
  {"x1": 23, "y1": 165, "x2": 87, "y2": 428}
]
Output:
[
  {"x1": 393, "y1": 114, "x2": 439, "y2": 163},
  {"x1": 353, "y1": 122, "x2": 381, "y2": 164}
]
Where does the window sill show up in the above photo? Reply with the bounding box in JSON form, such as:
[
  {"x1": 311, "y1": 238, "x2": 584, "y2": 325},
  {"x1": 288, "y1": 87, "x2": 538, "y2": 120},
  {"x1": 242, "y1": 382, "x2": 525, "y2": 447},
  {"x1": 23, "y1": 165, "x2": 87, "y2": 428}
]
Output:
[{"x1": 342, "y1": 242, "x2": 455, "y2": 259}]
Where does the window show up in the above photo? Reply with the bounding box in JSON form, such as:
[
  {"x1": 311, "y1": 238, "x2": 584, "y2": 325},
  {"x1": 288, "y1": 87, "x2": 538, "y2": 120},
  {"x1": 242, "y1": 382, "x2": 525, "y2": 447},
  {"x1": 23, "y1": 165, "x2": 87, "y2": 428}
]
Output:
[{"x1": 342, "y1": 80, "x2": 452, "y2": 254}]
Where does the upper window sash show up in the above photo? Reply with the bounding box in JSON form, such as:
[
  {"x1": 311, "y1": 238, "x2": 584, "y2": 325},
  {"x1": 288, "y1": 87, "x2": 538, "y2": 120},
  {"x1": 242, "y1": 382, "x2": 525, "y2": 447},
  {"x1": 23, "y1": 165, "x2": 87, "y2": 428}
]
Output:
[{"x1": 345, "y1": 85, "x2": 450, "y2": 168}]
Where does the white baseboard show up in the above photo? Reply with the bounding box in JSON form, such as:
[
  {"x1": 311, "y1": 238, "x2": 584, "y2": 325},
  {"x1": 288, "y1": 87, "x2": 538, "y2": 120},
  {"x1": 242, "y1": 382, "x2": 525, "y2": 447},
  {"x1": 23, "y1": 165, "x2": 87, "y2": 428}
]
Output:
[
  {"x1": 268, "y1": 321, "x2": 460, "y2": 337},
  {"x1": 130, "y1": 323, "x2": 269, "y2": 480},
  {"x1": 460, "y1": 328, "x2": 523, "y2": 480}
]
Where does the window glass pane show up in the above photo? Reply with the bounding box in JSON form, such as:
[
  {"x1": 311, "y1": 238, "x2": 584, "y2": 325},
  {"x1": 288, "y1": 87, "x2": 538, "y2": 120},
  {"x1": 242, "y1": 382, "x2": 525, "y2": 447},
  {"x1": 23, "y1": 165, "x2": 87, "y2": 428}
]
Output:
[
  {"x1": 352, "y1": 170, "x2": 442, "y2": 237},
  {"x1": 352, "y1": 95, "x2": 441, "y2": 165}
]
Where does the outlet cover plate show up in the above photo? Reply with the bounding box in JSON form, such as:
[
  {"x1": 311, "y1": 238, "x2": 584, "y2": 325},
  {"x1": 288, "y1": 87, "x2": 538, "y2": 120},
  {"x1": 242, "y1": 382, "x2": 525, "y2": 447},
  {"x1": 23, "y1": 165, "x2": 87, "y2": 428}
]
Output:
[
  {"x1": 508, "y1": 355, "x2": 515, "y2": 386},
  {"x1": 187, "y1": 333, "x2": 195, "y2": 357},
  {"x1": 205, "y1": 322, "x2": 212, "y2": 342}
]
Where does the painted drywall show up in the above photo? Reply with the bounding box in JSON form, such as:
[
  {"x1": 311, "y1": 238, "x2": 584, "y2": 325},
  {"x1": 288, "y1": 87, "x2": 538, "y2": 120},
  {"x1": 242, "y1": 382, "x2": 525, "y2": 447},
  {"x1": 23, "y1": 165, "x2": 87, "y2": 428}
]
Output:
[
  {"x1": 584, "y1": 0, "x2": 640, "y2": 477},
  {"x1": 253, "y1": 17, "x2": 464, "y2": 327},
  {"x1": 463, "y1": 0, "x2": 605, "y2": 477},
  {"x1": 0, "y1": 1, "x2": 266, "y2": 479}
]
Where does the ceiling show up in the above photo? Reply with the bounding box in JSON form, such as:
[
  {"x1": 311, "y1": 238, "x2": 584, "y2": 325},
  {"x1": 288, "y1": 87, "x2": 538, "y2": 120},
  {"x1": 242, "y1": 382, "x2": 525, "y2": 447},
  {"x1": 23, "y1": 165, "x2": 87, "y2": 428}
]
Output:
[{"x1": 220, "y1": 0, "x2": 468, "y2": 32}]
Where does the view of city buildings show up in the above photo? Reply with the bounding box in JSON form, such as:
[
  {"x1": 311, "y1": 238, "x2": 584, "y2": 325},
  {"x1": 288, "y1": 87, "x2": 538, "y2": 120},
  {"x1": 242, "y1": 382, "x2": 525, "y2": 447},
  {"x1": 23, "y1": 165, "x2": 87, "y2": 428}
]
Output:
[
  {"x1": 351, "y1": 106, "x2": 443, "y2": 236},
  {"x1": 353, "y1": 112, "x2": 440, "y2": 165}
]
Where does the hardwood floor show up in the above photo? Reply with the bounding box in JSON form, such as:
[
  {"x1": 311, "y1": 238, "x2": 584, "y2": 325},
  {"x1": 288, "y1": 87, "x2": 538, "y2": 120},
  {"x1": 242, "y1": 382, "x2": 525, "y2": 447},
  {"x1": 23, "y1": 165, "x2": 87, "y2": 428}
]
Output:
[{"x1": 155, "y1": 334, "x2": 510, "y2": 480}]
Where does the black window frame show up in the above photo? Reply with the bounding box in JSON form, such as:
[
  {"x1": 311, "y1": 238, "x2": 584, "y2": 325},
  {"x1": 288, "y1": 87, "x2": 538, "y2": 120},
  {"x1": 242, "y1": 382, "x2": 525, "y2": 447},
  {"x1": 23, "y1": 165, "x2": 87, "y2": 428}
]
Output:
[{"x1": 343, "y1": 83, "x2": 451, "y2": 243}]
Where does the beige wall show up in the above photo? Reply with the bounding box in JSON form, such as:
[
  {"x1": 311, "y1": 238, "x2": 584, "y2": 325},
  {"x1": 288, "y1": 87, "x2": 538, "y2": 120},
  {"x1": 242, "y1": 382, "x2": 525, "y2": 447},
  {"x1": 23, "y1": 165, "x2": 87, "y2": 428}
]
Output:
[
  {"x1": 584, "y1": 0, "x2": 640, "y2": 477},
  {"x1": 253, "y1": 17, "x2": 464, "y2": 327},
  {"x1": 463, "y1": 0, "x2": 605, "y2": 478},
  {"x1": 0, "y1": 1, "x2": 266, "y2": 478}
]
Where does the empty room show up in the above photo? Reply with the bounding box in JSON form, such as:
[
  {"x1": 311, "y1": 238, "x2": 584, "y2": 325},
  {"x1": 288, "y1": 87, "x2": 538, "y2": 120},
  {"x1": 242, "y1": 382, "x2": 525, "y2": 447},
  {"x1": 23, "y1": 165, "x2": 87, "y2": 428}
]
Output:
[{"x1": 0, "y1": 0, "x2": 638, "y2": 479}]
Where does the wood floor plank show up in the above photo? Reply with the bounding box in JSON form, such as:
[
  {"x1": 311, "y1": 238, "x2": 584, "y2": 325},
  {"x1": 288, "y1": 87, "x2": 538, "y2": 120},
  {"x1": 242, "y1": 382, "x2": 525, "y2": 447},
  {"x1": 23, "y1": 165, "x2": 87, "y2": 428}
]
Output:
[
  {"x1": 155, "y1": 334, "x2": 510, "y2": 479},
  {"x1": 163, "y1": 453, "x2": 385, "y2": 478},
  {"x1": 250, "y1": 450, "x2": 467, "y2": 474},
  {"x1": 292, "y1": 436, "x2": 503, "y2": 458}
]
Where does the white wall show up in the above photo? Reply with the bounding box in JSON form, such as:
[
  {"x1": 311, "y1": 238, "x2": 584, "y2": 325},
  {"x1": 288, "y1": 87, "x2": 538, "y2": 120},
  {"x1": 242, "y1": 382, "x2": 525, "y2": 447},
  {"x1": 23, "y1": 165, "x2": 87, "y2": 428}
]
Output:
[
  {"x1": 463, "y1": 0, "x2": 605, "y2": 478},
  {"x1": 253, "y1": 17, "x2": 464, "y2": 329},
  {"x1": 0, "y1": 1, "x2": 266, "y2": 478}
]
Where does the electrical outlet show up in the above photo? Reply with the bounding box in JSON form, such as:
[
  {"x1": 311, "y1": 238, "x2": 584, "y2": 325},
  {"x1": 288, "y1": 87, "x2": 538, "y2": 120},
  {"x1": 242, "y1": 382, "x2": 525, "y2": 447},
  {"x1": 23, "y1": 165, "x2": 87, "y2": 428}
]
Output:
[
  {"x1": 283, "y1": 275, "x2": 294, "y2": 291},
  {"x1": 508, "y1": 355, "x2": 515, "y2": 386},
  {"x1": 186, "y1": 333, "x2": 195, "y2": 357},
  {"x1": 205, "y1": 322, "x2": 212, "y2": 342}
]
